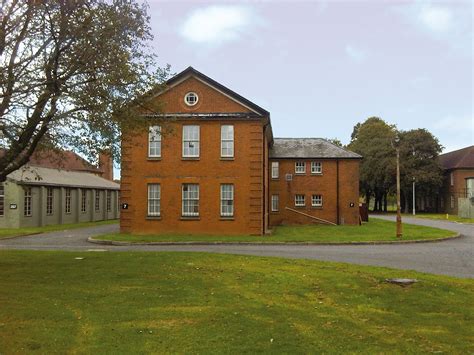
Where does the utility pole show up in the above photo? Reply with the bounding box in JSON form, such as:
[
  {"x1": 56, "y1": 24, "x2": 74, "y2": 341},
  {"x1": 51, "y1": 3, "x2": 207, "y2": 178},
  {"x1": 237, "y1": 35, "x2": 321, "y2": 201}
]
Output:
[
  {"x1": 412, "y1": 147, "x2": 416, "y2": 217},
  {"x1": 394, "y1": 135, "x2": 403, "y2": 238}
]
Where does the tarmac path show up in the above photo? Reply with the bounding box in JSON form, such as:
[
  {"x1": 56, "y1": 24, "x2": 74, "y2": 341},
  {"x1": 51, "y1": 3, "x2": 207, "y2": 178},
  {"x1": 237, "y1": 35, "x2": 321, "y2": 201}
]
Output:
[{"x1": 1, "y1": 216, "x2": 472, "y2": 278}]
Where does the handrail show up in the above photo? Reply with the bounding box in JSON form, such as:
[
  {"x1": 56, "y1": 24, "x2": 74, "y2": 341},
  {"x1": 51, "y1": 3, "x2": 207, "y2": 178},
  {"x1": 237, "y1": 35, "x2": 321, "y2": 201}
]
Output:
[{"x1": 285, "y1": 207, "x2": 337, "y2": 226}]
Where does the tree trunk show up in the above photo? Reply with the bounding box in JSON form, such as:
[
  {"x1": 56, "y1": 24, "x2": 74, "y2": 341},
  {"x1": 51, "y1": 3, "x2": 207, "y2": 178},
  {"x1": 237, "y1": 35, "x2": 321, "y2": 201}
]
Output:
[
  {"x1": 372, "y1": 191, "x2": 378, "y2": 212},
  {"x1": 365, "y1": 191, "x2": 371, "y2": 209},
  {"x1": 383, "y1": 192, "x2": 388, "y2": 212},
  {"x1": 403, "y1": 190, "x2": 410, "y2": 214}
]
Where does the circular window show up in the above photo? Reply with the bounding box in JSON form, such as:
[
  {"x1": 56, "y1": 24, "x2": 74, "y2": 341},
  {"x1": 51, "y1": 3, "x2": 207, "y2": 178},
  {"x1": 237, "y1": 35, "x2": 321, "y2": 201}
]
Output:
[{"x1": 184, "y1": 92, "x2": 199, "y2": 106}]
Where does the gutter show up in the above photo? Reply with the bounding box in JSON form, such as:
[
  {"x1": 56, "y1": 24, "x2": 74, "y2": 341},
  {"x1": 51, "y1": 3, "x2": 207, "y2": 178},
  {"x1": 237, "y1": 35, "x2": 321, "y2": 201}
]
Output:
[{"x1": 337, "y1": 159, "x2": 340, "y2": 225}]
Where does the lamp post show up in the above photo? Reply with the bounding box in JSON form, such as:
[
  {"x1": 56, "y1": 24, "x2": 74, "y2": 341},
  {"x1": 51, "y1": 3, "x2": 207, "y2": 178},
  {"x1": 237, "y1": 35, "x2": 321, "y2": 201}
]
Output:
[
  {"x1": 394, "y1": 134, "x2": 403, "y2": 238},
  {"x1": 412, "y1": 147, "x2": 416, "y2": 217}
]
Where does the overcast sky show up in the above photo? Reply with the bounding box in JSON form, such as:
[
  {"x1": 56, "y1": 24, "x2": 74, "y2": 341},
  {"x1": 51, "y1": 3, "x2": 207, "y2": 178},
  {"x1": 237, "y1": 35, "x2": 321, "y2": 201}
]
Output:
[{"x1": 144, "y1": 0, "x2": 472, "y2": 153}]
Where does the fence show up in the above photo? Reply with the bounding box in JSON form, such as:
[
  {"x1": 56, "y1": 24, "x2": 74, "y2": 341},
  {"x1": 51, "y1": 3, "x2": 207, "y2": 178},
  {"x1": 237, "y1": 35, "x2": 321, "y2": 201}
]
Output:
[{"x1": 458, "y1": 197, "x2": 474, "y2": 219}]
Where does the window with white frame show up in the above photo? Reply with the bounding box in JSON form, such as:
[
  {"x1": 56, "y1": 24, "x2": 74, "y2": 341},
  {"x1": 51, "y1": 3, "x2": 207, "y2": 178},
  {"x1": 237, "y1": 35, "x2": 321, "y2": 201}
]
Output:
[
  {"x1": 95, "y1": 190, "x2": 100, "y2": 212},
  {"x1": 271, "y1": 195, "x2": 279, "y2": 212},
  {"x1": 106, "y1": 190, "x2": 111, "y2": 212},
  {"x1": 220, "y1": 184, "x2": 234, "y2": 217},
  {"x1": 46, "y1": 187, "x2": 53, "y2": 215},
  {"x1": 148, "y1": 126, "x2": 161, "y2": 157},
  {"x1": 183, "y1": 125, "x2": 200, "y2": 158},
  {"x1": 295, "y1": 194, "x2": 305, "y2": 206},
  {"x1": 450, "y1": 172, "x2": 454, "y2": 186},
  {"x1": 81, "y1": 190, "x2": 87, "y2": 213},
  {"x1": 24, "y1": 187, "x2": 32, "y2": 217},
  {"x1": 65, "y1": 188, "x2": 71, "y2": 214},
  {"x1": 312, "y1": 194, "x2": 323, "y2": 207},
  {"x1": 295, "y1": 162, "x2": 306, "y2": 174},
  {"x1": 271, "y1": 162, "x2": 279, "y2": 179},
  {"x1": 147, "y1": 184, "x2": 161, "y2": 216},
  {"x1": 0, "y1": 184, "x2": 4, "y2": 216},
  {"x1": 311, "y1": 162, "x2": 322, "y2": 174},
  {"x1": 450, "y1": 195, "x2": 455, "y2": 209},
  {"x1": 184, "y1": 92, "x2": 198, "y2": 106},
  {"x1": 182, "y1": 184, "x2": 199, "y2": 217},
  {"x1": 221, "y1": 125, "x2": 234, "y2": 158}
]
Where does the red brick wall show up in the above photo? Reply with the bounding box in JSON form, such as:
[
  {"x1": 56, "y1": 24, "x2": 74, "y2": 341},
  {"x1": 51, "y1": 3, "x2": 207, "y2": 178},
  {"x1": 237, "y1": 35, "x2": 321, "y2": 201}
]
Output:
[
  {"x1": 120, "y1": 76, "x2": 267, "y2": 235},
  {"x1": 439, "y1": 168, "x2": 474, "y2": 214},
  {"x1": 268, "y1": 159, "x2": 360, "y2": 226}
]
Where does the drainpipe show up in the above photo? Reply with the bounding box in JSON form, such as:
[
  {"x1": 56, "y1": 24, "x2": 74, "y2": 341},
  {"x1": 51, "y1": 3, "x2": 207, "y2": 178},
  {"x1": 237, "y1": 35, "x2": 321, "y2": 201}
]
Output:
[
  {"x1": 262, "y1": 122, "x2": 266, "y2": 235},
  {"x1": 336, "y1": 159, "x2": 340, "y2": 225}
]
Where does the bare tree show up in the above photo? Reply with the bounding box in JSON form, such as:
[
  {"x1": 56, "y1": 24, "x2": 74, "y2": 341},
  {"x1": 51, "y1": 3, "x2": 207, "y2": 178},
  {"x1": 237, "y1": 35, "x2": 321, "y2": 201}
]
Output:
[{"x1": 0, "y1": 0, "x2": 169, "y2": 181}]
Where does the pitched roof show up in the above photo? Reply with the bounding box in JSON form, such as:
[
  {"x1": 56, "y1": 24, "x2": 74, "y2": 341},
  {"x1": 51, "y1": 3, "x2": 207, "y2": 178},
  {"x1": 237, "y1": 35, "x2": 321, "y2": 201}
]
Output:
[
  {"x1": 166, "y1": 66, "x2": 270, "y2": 117},
  {"x1": 438, "y1": 145, "x2": 474, "y2": 170},
  {"x1": 270, "y1": 138, "x2": 362, "y2": 159},
  {"x1": 7, "y1": 165, "x2": 119, "y2": 190},
  {"x1": 27, "y1": 150, "x2": 99, "y2": 173}
]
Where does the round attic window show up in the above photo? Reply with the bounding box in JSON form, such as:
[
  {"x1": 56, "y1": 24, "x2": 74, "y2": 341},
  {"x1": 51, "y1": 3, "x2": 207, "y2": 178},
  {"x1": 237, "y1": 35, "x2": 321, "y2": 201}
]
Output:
[{"x1": 184, "y1": 92, "x2": 198, "y2": 106}]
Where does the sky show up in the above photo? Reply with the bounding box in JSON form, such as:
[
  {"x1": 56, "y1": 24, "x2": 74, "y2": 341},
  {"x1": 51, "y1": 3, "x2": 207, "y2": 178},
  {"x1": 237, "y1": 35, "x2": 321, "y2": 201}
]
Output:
[{"x1": 144, "y1": 0, "x2": 472, "y2": 153}]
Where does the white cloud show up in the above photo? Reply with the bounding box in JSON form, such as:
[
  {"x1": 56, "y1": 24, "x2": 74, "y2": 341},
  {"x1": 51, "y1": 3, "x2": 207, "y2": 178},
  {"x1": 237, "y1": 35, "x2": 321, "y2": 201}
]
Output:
[
  {"x1": 392, "y1": 1, "x2": 471, "y2": 54},
  {"x1": 180, "y1": 5, "x2": 259, "y2": 45},
  {"x1": 345, "y1": 45, "x2": 366, "y2": 62},
  {"x1": 418, "y1": 4, "x2": 453, "y2": 33}
]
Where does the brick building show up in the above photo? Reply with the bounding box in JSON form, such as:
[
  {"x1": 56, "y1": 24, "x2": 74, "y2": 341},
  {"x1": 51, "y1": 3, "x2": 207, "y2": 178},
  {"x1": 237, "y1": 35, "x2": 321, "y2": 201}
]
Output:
[
  {"x1": 437, "y1": 146, "x2": 474, "y2": 214},
  {"x1": 120, "y1": 67, "x2": 361, "y2": 235},
  {"x1": 269, "y1": 138, "x2": 361, "y2": 226}
]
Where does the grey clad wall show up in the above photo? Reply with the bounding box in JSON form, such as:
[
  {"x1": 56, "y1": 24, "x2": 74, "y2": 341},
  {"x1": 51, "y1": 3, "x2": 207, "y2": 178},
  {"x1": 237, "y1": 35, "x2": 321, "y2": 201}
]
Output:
[{"x1": 0, "y1": 182, "x2": 119, "y2": 229}]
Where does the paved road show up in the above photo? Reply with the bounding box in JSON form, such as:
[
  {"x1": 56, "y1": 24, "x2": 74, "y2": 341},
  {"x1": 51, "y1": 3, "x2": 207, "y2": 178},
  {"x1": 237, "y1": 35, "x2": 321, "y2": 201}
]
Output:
[{"x1": 0, "y1": 217, "x2": 472, "y2": 278}]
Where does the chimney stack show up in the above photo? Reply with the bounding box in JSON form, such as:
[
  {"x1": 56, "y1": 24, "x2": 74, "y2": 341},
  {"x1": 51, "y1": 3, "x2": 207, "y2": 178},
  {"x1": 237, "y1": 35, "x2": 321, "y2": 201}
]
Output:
[{"x1": 99, "y1": 150, "x2": 113, "y2": 181}]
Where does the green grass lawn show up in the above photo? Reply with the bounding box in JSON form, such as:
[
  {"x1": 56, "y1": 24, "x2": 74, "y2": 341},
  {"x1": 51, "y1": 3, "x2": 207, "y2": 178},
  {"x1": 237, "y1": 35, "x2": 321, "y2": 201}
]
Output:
[
  {"x1": 404, "y1": 213, "x2": 474, "y2": 224},
  {"x1": 0, "y1": 251, "x2": 472, "y2": 353},
  {"x1": 0, "y1": 219, "x2": 118, "y2": 240},
  {"x1": 95, "y1": 219, "x2": 456, "y2": 244},
  {"x1": 371, "y1": 211, "x2": 474, "y2": 224}
]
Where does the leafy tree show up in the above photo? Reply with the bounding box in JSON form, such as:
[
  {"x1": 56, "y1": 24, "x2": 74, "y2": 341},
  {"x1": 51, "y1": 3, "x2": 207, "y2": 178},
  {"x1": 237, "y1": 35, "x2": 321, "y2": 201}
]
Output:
[
  {"x1": 325, "y1": 138, "x2": 343, "y2": 147},
  {"x1": 398, "y1": 129, "x2": 443, "y2": 213},
  {"x1": 348, "y1": 117, "x2": 397, "y2": 211},
  {"x1": 350, "y1": 122, "x2": 361, "y2": 141},
  {"x1": 0, "y1": 0, "x2": 169, "y2": 182}
]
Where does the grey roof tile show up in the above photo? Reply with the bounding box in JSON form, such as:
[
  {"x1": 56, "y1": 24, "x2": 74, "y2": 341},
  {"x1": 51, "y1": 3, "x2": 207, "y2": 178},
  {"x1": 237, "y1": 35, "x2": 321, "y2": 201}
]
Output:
[
  {"x1": 7, "y1": 165, "x2": 120, "y2": 189},
  {"x1": 270, "y1": 138, "x2": 362, "y2": 159}
]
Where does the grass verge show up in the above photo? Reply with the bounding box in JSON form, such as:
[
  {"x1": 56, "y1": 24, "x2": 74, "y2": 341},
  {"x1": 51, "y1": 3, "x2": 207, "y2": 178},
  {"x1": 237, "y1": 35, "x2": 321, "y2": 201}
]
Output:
[
  {"x1": 371, "y1": 212, "x2": 474, "y2": 224},
  {"x1": 94, "y1": 219, "x2": 456, "y2": 244},
  {"x1": 0, "y1": 250, "x2": 472, "y2": 353},
  {"x1": 0, "y1": 219, "x2": 118, "y2": 240},
  {"x1": 404, "y1": 213, "x2": 474, "y2": 224}
]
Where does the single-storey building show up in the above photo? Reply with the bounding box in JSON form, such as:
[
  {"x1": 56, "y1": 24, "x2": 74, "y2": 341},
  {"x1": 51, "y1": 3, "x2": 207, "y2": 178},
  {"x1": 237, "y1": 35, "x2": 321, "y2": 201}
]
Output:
[
  {"x1": 0, "y1": 150, "x2": 119, "y2": 228},
  {"x1": 120, "y1": 67, "x2": 361, "y2": 235}
]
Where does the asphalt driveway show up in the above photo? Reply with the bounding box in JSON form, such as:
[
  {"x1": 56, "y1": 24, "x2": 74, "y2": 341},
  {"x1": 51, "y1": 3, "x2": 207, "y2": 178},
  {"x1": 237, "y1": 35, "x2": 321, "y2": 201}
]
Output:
[{"x1": 0, "y1": 216, "x2": 472, "y2": 278}]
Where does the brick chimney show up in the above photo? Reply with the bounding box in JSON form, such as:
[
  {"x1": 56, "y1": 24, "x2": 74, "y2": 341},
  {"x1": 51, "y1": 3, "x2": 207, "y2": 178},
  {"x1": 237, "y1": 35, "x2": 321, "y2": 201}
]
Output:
[{"x1": 99, "y1": 150, "x2": 113, "y2": 181}]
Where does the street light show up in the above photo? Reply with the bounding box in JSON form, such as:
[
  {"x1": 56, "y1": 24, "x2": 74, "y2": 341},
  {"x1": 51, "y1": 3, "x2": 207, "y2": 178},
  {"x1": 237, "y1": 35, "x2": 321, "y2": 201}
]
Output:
[
  {"x1": 393, "y1": 134, "x2": 403, "y2": 238},
  {"x1": 412, "y1": 147, "x2": 416, "y2": 217}
]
